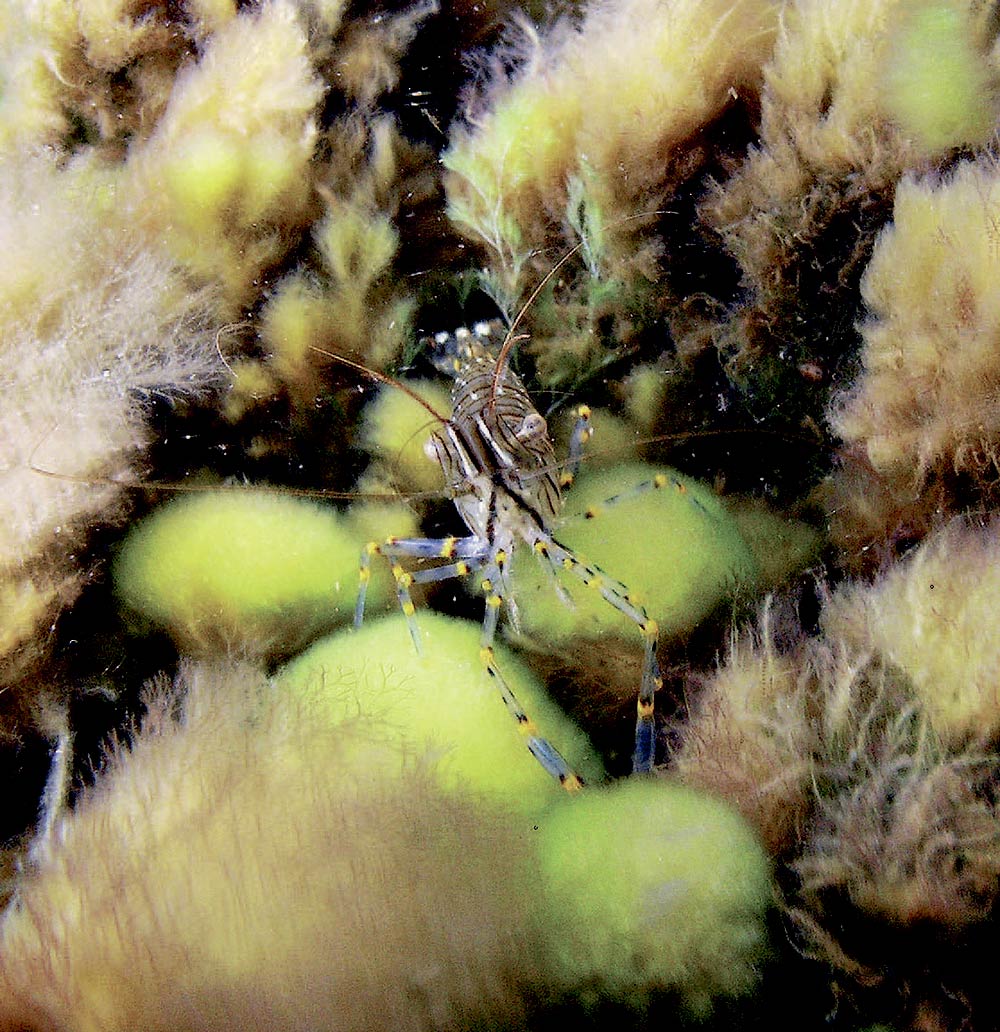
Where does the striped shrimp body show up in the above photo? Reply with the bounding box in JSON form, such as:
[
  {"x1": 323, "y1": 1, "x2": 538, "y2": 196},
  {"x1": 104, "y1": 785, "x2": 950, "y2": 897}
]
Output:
[{"x1": 355, "y1": 322, "x2": 663, "y2": 789}]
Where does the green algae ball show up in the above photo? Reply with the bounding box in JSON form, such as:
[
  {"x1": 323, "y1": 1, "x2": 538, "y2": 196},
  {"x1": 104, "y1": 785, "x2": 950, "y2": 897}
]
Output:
[
  {"x1": 114, "y1": 490, "x2": 381, "y2": 658},
  {"x1": 725, "y1": 498, "x2": 822, "y2": 590},
  {"x1": 510, "y1": 463, "x2": 759, "y2": 644},
  {"x1": 162, "y1": 129, "x2": 243, "y2": 222},
  {"x1": 882, "y1": 3, "x2": 997, "y2": 154},
  {"x1": 359, "y1": 380, "x2": 452, "y2": 494},
  {"x1": 279, "y1": 611, "x2": 605, "y2": 819},
  {"x1": 535, "y1": 778, "x2": 772, "y2": 1014}
]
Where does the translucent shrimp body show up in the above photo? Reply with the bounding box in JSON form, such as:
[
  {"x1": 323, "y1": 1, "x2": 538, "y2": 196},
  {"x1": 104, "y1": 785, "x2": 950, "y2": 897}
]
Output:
[{"x1": 356, "y1": 323, "x2": 662, "y2": 787}]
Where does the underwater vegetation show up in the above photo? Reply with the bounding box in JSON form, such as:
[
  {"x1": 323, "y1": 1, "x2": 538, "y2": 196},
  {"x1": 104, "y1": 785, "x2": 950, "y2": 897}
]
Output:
[
  {"x1": 0, "y1": 662, "x2": 771, "y2": 1030},
  {"x1": 5, "y1": 0, "x2": 1000, "y2": 1029}
]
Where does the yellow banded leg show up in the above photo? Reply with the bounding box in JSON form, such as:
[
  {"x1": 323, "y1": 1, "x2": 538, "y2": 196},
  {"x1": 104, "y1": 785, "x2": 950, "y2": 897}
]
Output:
[
  {"x1": 407, "y1": 557, "x2": 482, "y2": 586},
  {"x1": 633, "y1": 620, "x2": 660, "y2": 773},
  {"x1": 532, "y1": 539, "x2": 572, "y2": 606},
  {"x1": 354, "y1": 540, "x2": 380, "y2": 629},
  {"x1": 578, "y1": 471, "x2": 711, "y2": 524},
  {"x1": 480, "y1": 561, "x2": 583, "y2": 792},
  {"x1": 389, "y1": 562, "x2": 421, "y2": 653},
  {"x1": 480, "y1": 645, "x2": 583, "y2": 792},
  {"x1": 560, "y1": 404, "x2": 593, "y2": 489},
  {"x1": 355, "y1": 534, "x2": 489, "y2": 652},
  {"x1": 543, "y1": 536, "x2": 663, "y2": 774}
]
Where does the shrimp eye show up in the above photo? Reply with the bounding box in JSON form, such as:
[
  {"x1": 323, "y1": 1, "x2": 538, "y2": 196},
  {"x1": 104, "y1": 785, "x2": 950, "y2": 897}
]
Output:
[{"x1": 516, "y1": 412, "x2": 547, "y2": 441}]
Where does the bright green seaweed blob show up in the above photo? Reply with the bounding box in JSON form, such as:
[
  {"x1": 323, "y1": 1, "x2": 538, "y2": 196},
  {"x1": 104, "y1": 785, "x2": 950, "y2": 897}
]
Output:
[
  {"x1": 725, "y1": 498, "x2": 823, "y2": 590},
  {"x1": 535, "y1": 778, "x2": 772, "y2": 1014},
  {"x1": 881, "y1": 2, "x2": 997, "y2": 154},
  {"x1": 114, "y1": 489, "x2": 386, "y2": 658},
  {"x1": 279, "y1": 611, "x2": 605, "y2": 819},
  {"x1": 510, "y1": 463, "x2": 759, "y2": 644},
  {"x1": 358, "y1": 379, "x2": 451, "y2": 494}
]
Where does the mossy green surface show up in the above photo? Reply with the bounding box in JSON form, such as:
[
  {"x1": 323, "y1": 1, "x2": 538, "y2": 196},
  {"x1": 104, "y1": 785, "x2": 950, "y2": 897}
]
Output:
[
  {"x1": 359, "y1": 380, "x2": 452, "y2": 494},
  {"x1": 822, "y1": 519, "x2": 1000, "y2": 745},
  {"x1": 161, "y1": 129, "x2": 245, "y2": 227},
  {"x1": 725, "y1": 498, "x2": 823, "y2": 590},
  {"x1": 113, "y1": 490, "x2": 382, "y2": 658},
  {"x1": 535, "y1": 777, "x2": 772, "y2": 1014},
  {"x1": 622, "y1": 365, "x2": 667, "y2": 435},
  {"x1": 279, "y1": 611, "x2": 605, "y2": 819},
  {"x1": 0, "y1": 660, "x2": 546, "y2": 1032},
  {"x1": 881, "y1": 2, "x2": 997, "y2": 154},
  {"x1": 510, "y1": 463, "x2": 759, "y2": 644}
]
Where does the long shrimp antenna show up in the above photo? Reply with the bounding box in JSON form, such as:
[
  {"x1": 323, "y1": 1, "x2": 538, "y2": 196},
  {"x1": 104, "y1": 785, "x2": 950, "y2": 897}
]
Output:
[
  {"x1": 26, "y1": 423, "x2": 444, "y2": 503},
  {"x1": 488, "y1": 209, "x2": 673, "y2": 414},
  {"x1": 309, "y1": 345, "x2": 450, "y2": 424},
  {"x1": 27, "y1": 348, "x2": 450, "y2": 504}
]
